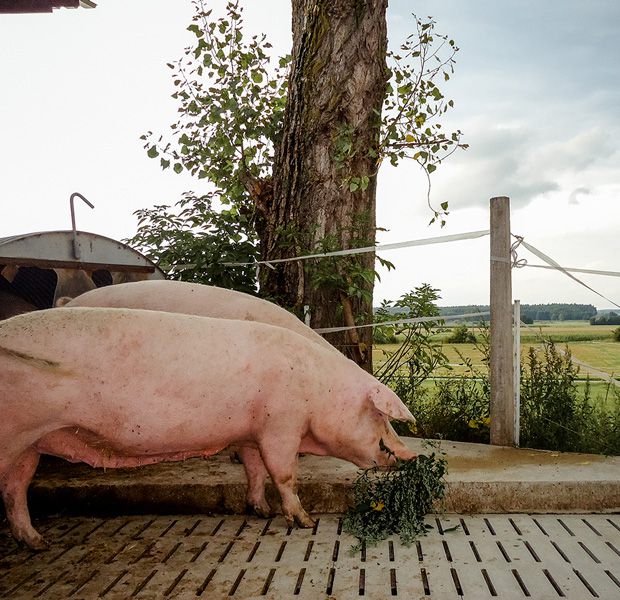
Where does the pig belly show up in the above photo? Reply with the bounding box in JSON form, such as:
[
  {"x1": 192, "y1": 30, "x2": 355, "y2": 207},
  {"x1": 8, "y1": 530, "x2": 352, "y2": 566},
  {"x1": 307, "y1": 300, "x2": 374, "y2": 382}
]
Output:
[
  {"x1": 2, "y1": 359, "x2": 255, "y2": 462},
  {"x1": 34, "y1": 427, "x2": 227, "y2": 468}
]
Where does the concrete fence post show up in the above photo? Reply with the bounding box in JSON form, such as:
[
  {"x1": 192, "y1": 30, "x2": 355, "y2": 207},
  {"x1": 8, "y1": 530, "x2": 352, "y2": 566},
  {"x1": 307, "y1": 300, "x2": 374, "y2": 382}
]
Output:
[
  {"x1": 303, "y1": 305, "x2": 311, "y2": 327},
  {"x1": 490, "y1": 196, "x2": 516, "y2": 446},
  {"x1": 513, "y1": 299, "x2": 521, "y2": 447}
]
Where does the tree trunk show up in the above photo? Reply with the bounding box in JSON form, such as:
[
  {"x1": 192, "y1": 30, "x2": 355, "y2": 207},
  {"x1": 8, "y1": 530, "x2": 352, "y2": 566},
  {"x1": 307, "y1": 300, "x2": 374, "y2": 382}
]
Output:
[{"x1": 261, "y1": 0, "x2": 388, "y2": 372}]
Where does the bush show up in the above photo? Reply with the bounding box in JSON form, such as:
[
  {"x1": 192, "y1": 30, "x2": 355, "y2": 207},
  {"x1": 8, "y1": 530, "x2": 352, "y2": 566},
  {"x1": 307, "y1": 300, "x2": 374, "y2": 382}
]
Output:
[
  {"x1": 126, "y1": 192, "x2": 259, "y2": 293},
  {"x1": 614, "y1": 327, "x2": 620, "y2": 342},
  {"x1": 374, "y1": 284, "x2": 448, "y2": 391},
  {"x1": 591, "y1": 313, "x2": 620, "y2": 325},
  {"x1": 520, "y1": 342, "x2": 620, "y2": 455},
  {"x1": 373, "y1": 324, "x2": 400, "y2": 344},
  {"x1": 446, "y1": 324, "x2": 476, "y2": 344},
  {"x1": 520, "y1": 343, "x2": 583, "y2": 452}
]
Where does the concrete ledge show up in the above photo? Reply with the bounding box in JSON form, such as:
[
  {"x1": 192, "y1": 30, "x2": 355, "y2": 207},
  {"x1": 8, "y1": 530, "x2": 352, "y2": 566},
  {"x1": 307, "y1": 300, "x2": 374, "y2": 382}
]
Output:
[{"x1": 26, "y1": 439, "x2": 620, "y2": 517}]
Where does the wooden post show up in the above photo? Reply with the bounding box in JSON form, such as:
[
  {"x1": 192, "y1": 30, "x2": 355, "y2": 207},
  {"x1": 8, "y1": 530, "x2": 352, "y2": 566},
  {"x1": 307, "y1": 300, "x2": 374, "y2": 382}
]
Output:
[
  {"x1": 490, "y1": 196, "x2": 516, "y2": 446},
  {"x1": 513, "y1": 299, "x2": 521, "y2": 447}
]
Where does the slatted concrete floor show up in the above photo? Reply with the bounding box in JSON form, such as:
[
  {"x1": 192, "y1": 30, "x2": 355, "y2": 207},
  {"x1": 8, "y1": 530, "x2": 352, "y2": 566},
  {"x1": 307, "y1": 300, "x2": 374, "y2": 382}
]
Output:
[{"x1": 1, "y1": 514, "x2": 619, "y2": 599}]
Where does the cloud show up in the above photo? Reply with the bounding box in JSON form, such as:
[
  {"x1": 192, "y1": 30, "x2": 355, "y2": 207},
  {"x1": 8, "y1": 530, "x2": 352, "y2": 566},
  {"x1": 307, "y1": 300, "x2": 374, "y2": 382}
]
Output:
[
  {"x1": 529, "y1": 128, "x2": 617, "y2": 174},
  {"x1": 403, "y1": 119, "x2": 618, "y2": 214},
  {"x1": 568, "y1": 187, "x2": 591, "y2": 205},
  {"x1": 418, "y1": 121, "x2": 559, "y2": 210}
]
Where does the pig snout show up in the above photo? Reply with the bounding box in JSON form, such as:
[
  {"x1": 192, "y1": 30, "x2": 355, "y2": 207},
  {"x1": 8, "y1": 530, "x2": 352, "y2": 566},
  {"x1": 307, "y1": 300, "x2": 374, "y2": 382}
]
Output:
[{"x1": 371, "y1": 431, "x2": 418, "y2": 470}]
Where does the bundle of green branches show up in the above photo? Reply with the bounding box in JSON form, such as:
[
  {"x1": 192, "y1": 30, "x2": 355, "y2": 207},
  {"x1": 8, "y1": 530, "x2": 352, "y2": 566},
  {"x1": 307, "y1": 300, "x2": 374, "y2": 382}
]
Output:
[{"x1": 343, "y1": 441, "x2": 447, "y2": 550}]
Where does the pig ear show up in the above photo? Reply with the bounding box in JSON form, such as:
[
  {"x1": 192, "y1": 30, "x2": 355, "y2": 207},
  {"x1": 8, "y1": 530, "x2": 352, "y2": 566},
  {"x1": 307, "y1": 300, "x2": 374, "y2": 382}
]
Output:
[{"x1": 368, "y1": 386, "x2": 416, "y2": 422}]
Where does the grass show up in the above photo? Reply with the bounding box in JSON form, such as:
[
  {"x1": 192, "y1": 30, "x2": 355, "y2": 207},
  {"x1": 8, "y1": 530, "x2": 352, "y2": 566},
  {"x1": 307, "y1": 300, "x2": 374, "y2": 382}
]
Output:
[
  {"x1": 568, "y1": 342, "x2": 620, "y2": 376},
  {"x1": 374, "y1": 321, "x2": 620, "y2": 380},
  {"x1": 409, "y1": 320, "x2": 615, "y2": 341},
  {"x1": 519, "y1": 324, "x2": 615, "y2": 343}
]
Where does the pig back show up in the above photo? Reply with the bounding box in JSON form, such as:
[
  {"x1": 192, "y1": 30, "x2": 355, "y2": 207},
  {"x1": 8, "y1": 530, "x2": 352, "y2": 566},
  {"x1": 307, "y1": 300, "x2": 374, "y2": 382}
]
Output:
[{"x1": 63, "y1": 280, "x2": 337, "y2": 353}]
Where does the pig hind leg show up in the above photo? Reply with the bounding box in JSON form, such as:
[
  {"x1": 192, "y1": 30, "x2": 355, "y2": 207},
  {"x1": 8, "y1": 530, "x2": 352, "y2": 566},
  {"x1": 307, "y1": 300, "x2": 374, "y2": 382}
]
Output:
[
  {"x1": 237, "y1": 446, "x2": 273, "y2": 518},
  {"x1": 258, "y1": 440, "x2": 315, "y2": 529},
  {"x1": 0, "y1": 447, "x2": 47, "y2": 550}
]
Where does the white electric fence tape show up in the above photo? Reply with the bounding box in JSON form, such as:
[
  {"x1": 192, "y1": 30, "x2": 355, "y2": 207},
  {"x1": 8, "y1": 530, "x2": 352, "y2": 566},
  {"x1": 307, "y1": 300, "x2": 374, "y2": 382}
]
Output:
[
  {"x1": 521, "y1": 263, "x2": 620, "y2": 278},
  {"x1": 504, "y1": 236, "x2": 620, "y2": 310},
  {"x1": 176, "y1": 223, "x2": 619, "y2": 332},
  {"x1": 222, "y1": 229, "x2": 490, "y2": 267},
  {"x1": 314, "y1": 311, "x2": 489, "y2": 334}
]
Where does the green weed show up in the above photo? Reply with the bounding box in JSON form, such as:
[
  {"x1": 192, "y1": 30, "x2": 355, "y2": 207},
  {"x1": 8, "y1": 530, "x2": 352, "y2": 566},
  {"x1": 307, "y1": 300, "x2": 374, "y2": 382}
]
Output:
[{"x1": 343, "y1": 441, "x2": 447, "y2": 550}]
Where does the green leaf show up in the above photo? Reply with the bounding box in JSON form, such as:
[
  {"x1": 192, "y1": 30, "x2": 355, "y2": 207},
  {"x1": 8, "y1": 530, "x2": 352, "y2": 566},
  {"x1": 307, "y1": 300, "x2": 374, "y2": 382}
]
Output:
[
  {"x1": 187, "y1": 24, "x2": 202, "y2": 37},
  {"x1": 426, "y1": 164, "x2": 436, "y2": 174},
  {"x1": 173, "y1": 163, "x2": 183, "y2": 174},
  {"x1": 147, "y1": 146, "x2": 159, "y2": 159}
]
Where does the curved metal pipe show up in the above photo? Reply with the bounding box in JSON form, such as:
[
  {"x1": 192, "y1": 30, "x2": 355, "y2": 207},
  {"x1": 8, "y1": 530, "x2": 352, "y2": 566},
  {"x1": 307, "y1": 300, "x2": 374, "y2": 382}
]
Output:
[{"x1": 70, "y1": 192, "x2": 95, "y2": 260}]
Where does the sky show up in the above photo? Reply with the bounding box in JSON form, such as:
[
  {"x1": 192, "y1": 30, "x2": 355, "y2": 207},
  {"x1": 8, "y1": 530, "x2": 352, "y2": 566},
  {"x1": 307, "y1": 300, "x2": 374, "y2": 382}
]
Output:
[{"x1": 1, "y1": 0, "x2": 619, "y2": 309}]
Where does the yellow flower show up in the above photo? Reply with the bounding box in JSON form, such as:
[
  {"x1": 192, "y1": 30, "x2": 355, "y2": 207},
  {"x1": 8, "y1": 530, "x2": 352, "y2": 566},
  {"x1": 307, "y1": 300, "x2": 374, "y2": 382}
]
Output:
[
  {"x1": 482, "y1": 417, "x2": 491, "y2": 427},
  {"x1": 468, "y1": 419, "x2": 478, "y2": 429},
  {"x1": 370, "y1": 500, "x2": 385, "y2": 512},
  {"x1": 408, "y1": 422, "x2": 418, "y2": 434}
]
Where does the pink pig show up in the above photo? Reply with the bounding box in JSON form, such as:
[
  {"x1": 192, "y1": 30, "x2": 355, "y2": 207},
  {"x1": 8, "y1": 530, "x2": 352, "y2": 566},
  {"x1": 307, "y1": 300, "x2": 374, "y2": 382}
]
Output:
[
  {"x1": 61, "y1": 281, "x2": 354, "y2": 520},
  {"x1": 0, "y1": 307, "x2": 416, "y2": 549},
  {"x1": 60, "y1": 280, "x2": 337, "y2": 354}
]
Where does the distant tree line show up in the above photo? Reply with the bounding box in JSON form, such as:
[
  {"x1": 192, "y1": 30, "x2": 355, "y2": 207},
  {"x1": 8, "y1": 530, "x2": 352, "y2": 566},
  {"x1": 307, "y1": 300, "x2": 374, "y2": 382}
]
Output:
[
  {"x1": 590, "y1": 312, "x2": 620, "y2": 325},
  {"x1": 437, "y1": 303, "x2": 597, "y2": 322}
]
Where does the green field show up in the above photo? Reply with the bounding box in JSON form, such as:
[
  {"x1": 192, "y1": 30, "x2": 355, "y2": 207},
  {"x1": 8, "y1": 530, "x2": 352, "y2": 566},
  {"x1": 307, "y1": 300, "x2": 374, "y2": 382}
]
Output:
[{"x1": 373, "y1": 321, "x2": 620, "y2": 380}]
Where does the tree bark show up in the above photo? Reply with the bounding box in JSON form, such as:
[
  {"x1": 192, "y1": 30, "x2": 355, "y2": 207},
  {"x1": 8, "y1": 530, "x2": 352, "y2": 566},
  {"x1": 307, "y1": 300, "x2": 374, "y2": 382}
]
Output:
[{"x1": 261, "y1": 0, "x2": 388, "y2": 372}]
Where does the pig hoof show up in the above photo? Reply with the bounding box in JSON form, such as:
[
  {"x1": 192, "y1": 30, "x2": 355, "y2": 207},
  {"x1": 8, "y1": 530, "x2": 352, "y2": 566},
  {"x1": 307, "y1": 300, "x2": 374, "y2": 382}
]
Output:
[
  {"x1": 295, "y1": 513, "x2": 316, "y2": 529},
  {"x1": 285, "y1": 512, "x2": 315, "y2": 529},
  {"x1": 246, "y1": 502, "x2": 274, "y2": 519},
  {"x1": 31, "y1": 538, "x2": 50, "y2": 551},
  {"x1": 22, "y1": 533, "x2": 49, "y2": 551}
]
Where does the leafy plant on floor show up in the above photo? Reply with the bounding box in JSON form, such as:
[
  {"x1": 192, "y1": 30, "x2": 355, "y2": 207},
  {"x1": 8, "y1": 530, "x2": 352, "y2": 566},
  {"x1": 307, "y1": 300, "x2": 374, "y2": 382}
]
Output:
[{"x1": 343, "y1": 441, "x2": 447, "y2": 550}]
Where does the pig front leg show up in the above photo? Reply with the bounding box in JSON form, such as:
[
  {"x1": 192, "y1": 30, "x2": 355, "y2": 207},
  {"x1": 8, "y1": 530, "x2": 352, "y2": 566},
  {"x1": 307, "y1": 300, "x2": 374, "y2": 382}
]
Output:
[
  {"x1": 259, "y1": 439, "x2": 315, "y2": 529},
  {"x1": 0, "y1": 448, "x2": 47, "y2": 550},
  {"x1": 237, "y1": 446, "x2": 273, "y2": 518}
]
